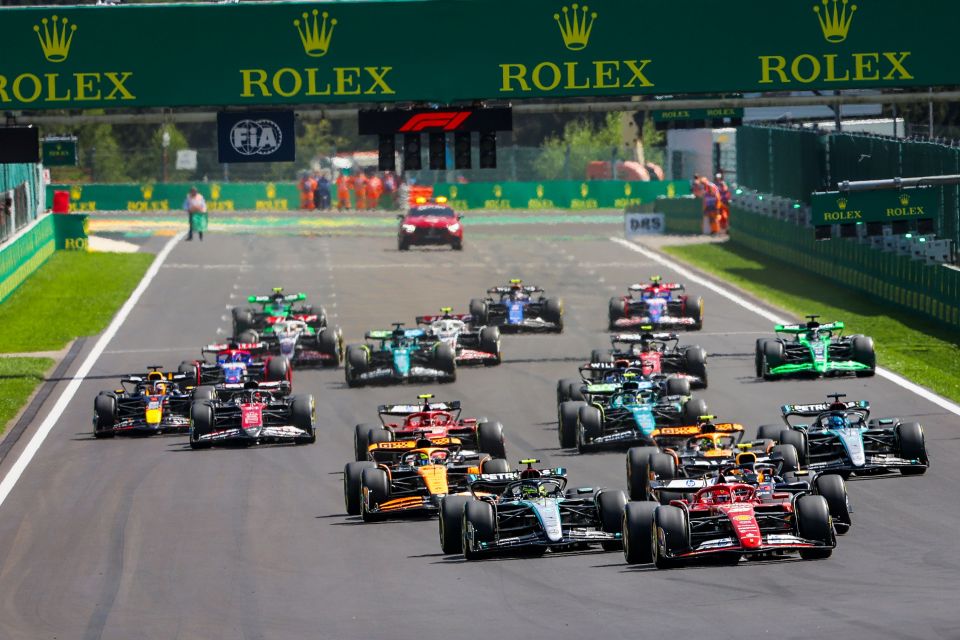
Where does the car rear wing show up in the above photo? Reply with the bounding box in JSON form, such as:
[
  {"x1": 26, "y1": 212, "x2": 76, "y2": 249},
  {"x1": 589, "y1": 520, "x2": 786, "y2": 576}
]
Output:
[
  {"x1": 611, "y1": 332, "x2": 678, "y2": 344},
  {"x1": 416, "y1": 313, "x2": 472, "y2": 324},
  {"x1": 377, "y1": 400, "x2": 461, "y2": 415},
  {"x1": 487, "y1": 285, "x2": 543, "y2": 294},
  {"x1": 202, "y1": 342, "x2": 265, "y2": 354},
  {"x1": 124, "y1": 371, "x2": 191, "y2": 384},
  {"x1": 248, "y1": 292, "x2": 306, "y2": 303},
  {"x1": 650, "y1": 422, "x2": 745, "y2": 442},
  {"x1": 216, "y1": 380, "x2": 291, "y2": 395},
  {"x1": 780, "y1": 400, "x2": 868, "y2": 418},
  {"x1": 367, "y1": 437, "x2": 464, "y2": 462},
  {"x1": 366, "y1": 328, "x2": 425, "y2": 340},
  {"x1": 774, "y1": 321, "x2": 844, "y2": 333},
  {"x1": 629, "y1": 282, "x2": 683, "y2": 293}
]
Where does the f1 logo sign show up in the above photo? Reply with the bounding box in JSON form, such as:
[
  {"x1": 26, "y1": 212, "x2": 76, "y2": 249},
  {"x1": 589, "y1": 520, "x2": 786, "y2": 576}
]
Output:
[{"x1": 398, "y1": 111, "x2": 472, "y2": 132}]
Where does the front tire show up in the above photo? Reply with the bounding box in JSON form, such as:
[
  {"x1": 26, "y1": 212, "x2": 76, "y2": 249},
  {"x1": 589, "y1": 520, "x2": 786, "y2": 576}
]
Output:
[
  {"x1": 190, "y1": 401, "x2": 214, "y2": 449},
  {"x1": 344, "y1": 461, "x2": 376, "y2": 515},
  {"x1": 291, "y1": 395, "x2": 316, "y2": 444},
  {"x1": 897, "y1": 421, "x2": 928, "y2": 475},
  {"x1": 558, "y1": 400, "x2": 584, "y2": 449},
  {"x1": 623, "y1": 501, "x2": 657, "y2": 564},
  {"x1": 626, "y1": 446, "x2": 660, "y2": 500},
  {"x1": 814, "y1": 473, "x2": 851, "y2": 534},
  {"x1": 462, "y1": 500, "x2": 496, "y2": 560},
  {"x1": 796, "y1": 495, "x2": 833, "y2": 559},
  {"x1": 597, "y1": 490, "x2": 627, "y2": 551},
  {"x1": 93, "y1": 392, "x2": 117, "y2": 439},
  {"x1": 577, "y1": 404, "x2": 603, "y2": 452},
  {"x1": 653, "y1": 505, "x2": 688, "y2": 569},
  {"x1": 360, "y1": 468, "x2": 390, "y2": 522},
  {"x1": 439, "y1": 496, "x2": 471, "y2": 554},
  {"x1": 345, "y1": 345, "x2": 369, "y2": 388}
]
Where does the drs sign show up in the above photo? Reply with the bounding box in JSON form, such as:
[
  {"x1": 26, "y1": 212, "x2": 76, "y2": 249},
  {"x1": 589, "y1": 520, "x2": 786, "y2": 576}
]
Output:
[
  {"x1": 217, "y1": 111, "x2": 295, "y2": 163},
  {"x1": 625, "y1": 212, "x2": 665, "y2": 237}
]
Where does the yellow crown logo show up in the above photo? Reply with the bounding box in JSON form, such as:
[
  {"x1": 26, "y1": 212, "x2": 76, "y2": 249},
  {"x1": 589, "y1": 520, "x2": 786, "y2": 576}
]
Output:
[
  {"x1": 33, "y1": 15, "x2": 77, "y2": 63},
  {"x1": 141, "y1": 184, "x2": 154, "y2": 199},
  {"x1": 580, "y1": 182, "x2": 589, "y2": 197},
  {"x1": 211, "y1": 183, "x2": 221, "y2": 200},
  {"x1": 294, "y1": 9, "x2": 337, "y2": 58},
  {"x1": 553, "y1": 4, "x2": 597, "y2": 51},
  {"x1": 624, "y1": 182, "x2": 632, "y2": 196},
  {"x1": 266, "y1": 183, "x2": 277, "y2": 198},
  {"x1": 899, "y1": 193, "x2": 910, "y2": 205},
  {"x1": 536, "y1": 184, "x2": 544, "y2": 198},
  {"x1": 813, "y1": 0, "x2": 857, "y2": 43},
  {"x1": 837, "y1": 197, "x2": 847, "y2": 210},
  {"x1": 450, "y1": 185, "x2": 458, "y2": 199},
  {"x1": 493, "y1": 184, "x2": 502, "y2": 198},
  {"x1": 69, "y1": 185, "x2": 82, "y2": 200}
]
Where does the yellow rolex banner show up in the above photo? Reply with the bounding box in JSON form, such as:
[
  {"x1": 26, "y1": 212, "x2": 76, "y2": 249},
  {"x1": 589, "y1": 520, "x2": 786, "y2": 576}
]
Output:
[{"x1": 0, "y1": 0, "x2": 945, "y2": 110}]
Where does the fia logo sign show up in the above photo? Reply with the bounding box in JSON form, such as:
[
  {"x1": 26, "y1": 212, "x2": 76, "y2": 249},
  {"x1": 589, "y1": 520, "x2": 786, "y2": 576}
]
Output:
[
  {"x1": 230, "y1": 119, "x2": 283, "y2": 156},
  {"x1": 218, "y1": 111, "x2": 295, "y2": 163}
]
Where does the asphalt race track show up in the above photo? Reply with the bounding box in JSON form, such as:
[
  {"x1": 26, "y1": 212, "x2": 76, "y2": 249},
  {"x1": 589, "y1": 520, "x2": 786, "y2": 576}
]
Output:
[{"x1": 0, "y1": 223, "x2": 956, "y2": 640}]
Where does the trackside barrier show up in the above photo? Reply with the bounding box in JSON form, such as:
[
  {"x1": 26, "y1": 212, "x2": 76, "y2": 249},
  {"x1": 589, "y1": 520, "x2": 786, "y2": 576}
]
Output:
[
  {"x1": 631, "y1": 196, "x2": 702, "y2": 235},
  {"x1": 729, "y1": 207, "x2": 960, "y2": 328},
  {"x1": 0, "y1": 214, "x2": 89, "y2": 305}
]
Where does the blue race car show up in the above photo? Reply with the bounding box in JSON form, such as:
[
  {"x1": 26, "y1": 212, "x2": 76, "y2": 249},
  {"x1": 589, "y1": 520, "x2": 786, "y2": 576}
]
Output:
[
  {"x1": 469, "y1": 279, "x2": 563, "y2": 333},
  {"x1": 344, "y1": 323, "x2": 457, "y2": 387},
  {"x1": 761, "y1": 393, "x2": 928, "y2": 477}
]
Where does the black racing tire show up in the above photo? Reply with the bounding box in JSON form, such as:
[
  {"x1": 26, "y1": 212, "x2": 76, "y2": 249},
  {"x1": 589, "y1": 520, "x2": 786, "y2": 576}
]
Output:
[
  {"x1": 544, "y1": 297, "x2": 563, "y2": 330},
  {"x1": 345, "y1": 344, "x2": 368, "y2": 388},
  {"x1": 754, "y1": 339, "x2": 768, "y2": 378},
  {"x1": 398, "y1": 237, "x2": 409, "y2": 251},
  {"x1": 232, "y1": 307, "x2": 256, "y2": 334},
  {"x1": 238, "y1": 329, "x2": 259, "y2": 345},
  {"x1": 343, "y1": 461, "x2": 376, "y2": 516},
  {"x1": 462, "y1": 500, "x2": 496, "y2": 560},
  {"x1": 477, "y1": 421, "x2": 507, "y2": 459},
  {"x1": 577, "y1": 404, "x2": 603, "y2": 452},
  {"x1": 439, "y1": 496, "x2": 471, "y2": 554},
  {"x1": 480, "y1": 457, "x2": 510, "y2": 474},
  {"x1": 771, "y1": 444, "x2": 800, "y2": 473},
  {"x1": 683, "y1": 346, "x2": 708, "y2": 388},
  {"x1": 93, "y1": 392, "x2": 117, "y2": 439},
  {"x1": 178, "y1": 360, "x2": 200, "y2": 386},
  {"x1": 666, "y1": 376, "x2": 691, "y2": 398},
  {"x1": 433, "y1": 343, "x2": 457, "y2": 379},
  {"x1": 265, "y1": 356, "x2": 291, "y2": 383},
  {"x1": 469, "y1": 298, "x2": 488, "y2": 326},
  {"x1": 608, "y1": 297, "x2": 626, "y2": 328},
  {"x1": 360, "y1": 467, "x2": 390, "y2": 522},
  {"x1": 556, "y1": 378, "x2": 579, "y2": 404},
  {"x1": 626, "y1": 446, "x2": 660, "y2": 500},
  {"x1": 756, "y1": 424, "x2": 783, "y2": 441},
  {"x1": 193, "y1": 385, "x2": 217, "y2": 403},
  {"x1": 779, "y1": 429, "x2": 809, "y2": 466},
  {"x1": 597, "y1": 490, "x2": 628, "y2": 551},
  {"x1": 317, "y1": 328, "x2": 341, "y2": 367},
  {"x1": 623, "y1": 501, "x2": 657, "y2": 564},
  {"x1": 682, "y1": 397, "x2": 708, "y2": 424},
  {"x1": 897, "y1": 422, "x2": 928, "y2": 475},
  {"x1": 451, "y1": 239, "x2": 463, "y2": 251},
  {"x1": 353, "y1": 423, "x2": 382, "y2": 461},
  {"x1": 307, "y1": 306, "x2": 327, "y2": 330},
  {"x1": 558, "y1": 400, "x2": 584, "y2": 449},
  {"x1": 851, "y1": 335, "x2": 876, "y2": 377},
  {"x1": 796, "y1": 495, "x2": 833, "y2": 559},
  {"x1": 762, "y1": 340, "x2": 785, "y2": 379},
  {"x1": 687, "y1": 296, "x2": 704, "y2": 330},
  {"x1": 591, "y1": 349, "x2": 614, "y2": 365},
  {"x1": 814, "y1": 473, "x2": 851, "y2": 534},
  {"x1": 653, "y1": 505, "x2": 688, "y2": 569},
  {"x1": 649, "y1": 452, "x2": 677, "y2": 483},
  {"x1": 291, "y1": 394, "x2": 316, "y2": 444},
  {"x1": 478, "y1": 326, "x2": 501, "y2": 364},
  {"x1": 190, "y1": 401, "x2": 214, "y2": 449}
]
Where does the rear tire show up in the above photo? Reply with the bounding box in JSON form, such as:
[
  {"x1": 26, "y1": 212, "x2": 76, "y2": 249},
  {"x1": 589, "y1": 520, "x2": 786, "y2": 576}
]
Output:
[
  {"x1": 756, "y1": 424, "x2": 782, "y2": 441},
  {"x1": 754, "y1": 339, "x2": 768, "y2": 378},
  {"x1": 687, "y1": 296, "x2": 704, "y2": 330},
  {"x1": 477, "y1": 421, "x2": 507, "y2": 459},
  {"x1": 666, "y1": 376, "x2": 691, "y2": 397},
  {"x1": 796, "y1": 495, "x2": 833, "y2": 559},
  {"x1": 478, "y1": 326, "x2": 501, "y2": 364},
  {"x1": 897, "y1": 421, "x2": 928, "y2": 475},
  {"x1": 265, "y1": 356, "x2": 291, "y2": 383},
  {"x1": 682, "y1": 397, "x2": 708, "y2": 424},
  {"x1": 814, "y1": 473, "x2": 851, "y2": 534},
  {"x1": 779, "y1": 429, "x2": 808, "y2": 466},
  {"x1": 558, "y1": 401, "x2": 584, "y2": 449},
  {"x1": 623, "y1": 501, "x2": 657, "y2": 564},
  {"x1": 771, "y1": 444, "x2": 799, "y2": 473},
  {"x1": 626, "y1": 446, "x2": 660, "y2": 500},
  {"x1": 683, "y1": 346, "x2": 708, "y2": 388},
  {"x1": 232, "y1": 307, "x2": 255, "y2": 335},
  {"x1": 317, "y1": 328, "x2": 341, "y2": 367},
  {"x1": 238, "y1": 329, "x2": 259, "y2": 345},
  {"x1": 480, "y1": 458, "x2": 510, "y2": 474},
  {"x1": 544, "y1": 298, "x2": 563, "y2": 330},
  {"x1": 344, "y1": 461, "x2": 376, "y2": 515},
  {"x1": 597, "y1": 490, "x2": 627, "y2": 551},
  {"x1": 433, "y1": 343, "x2": 457, "y2": 381},
  {"x1": 608, "y1": 297, "x2": 626, "y2": 329},
  {"x1": 439, "y1": 496, "x2": 470, "y2": 553},
  {"x1": 469, "y1": 299, "x2": 488, "y2": 326}
]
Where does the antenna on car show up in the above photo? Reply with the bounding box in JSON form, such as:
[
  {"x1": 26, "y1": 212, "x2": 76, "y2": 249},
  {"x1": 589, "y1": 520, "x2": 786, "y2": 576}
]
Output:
[
  {"x1": 519, "y1": 458, "x2": 540, "y2": 469},
  {"x1": 827, "y1": 393, "x2": 847, "y2": 403},
  {"x1": 805, "y1": 314, "x2": 821, "y2": 328}
]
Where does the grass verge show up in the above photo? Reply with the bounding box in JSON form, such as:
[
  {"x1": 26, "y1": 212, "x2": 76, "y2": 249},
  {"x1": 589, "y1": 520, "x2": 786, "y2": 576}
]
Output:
[
  {"x1": 0, "y1": 357, "x2": 55, "y2": 432},
  {"x1": 0, "y1": 251, "x2": 154, "y2": 353},
  {"x1": 663, "y1": 242, "x2": 960, "y2": 403}
]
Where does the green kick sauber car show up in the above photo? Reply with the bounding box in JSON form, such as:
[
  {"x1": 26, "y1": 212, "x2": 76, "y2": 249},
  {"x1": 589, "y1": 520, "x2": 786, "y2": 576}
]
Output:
[{"x1": 755, "y1": 315, "x2": 875, "y2": 380}]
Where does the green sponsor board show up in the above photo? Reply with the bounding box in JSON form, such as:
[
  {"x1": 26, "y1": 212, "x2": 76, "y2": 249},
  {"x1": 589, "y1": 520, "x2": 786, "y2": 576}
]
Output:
[
  {"x1": 811, "y1": 188, "x2": 939, "y2": 225},
  {"x1": 42, "y1": 138, "x2": 77, "y2": 166},
  {"x1": 0, "y1": 0, "x2": 946, "y2": 109},
  {"x1": 47, "y1": 182, "x2": 303, "y2": 212},
  {"x1": 433, "y1": 180, "x2": 689, "y2": 210},
  {"x1": 652, "y1": 108, "x2": 744, "y2": 122}
]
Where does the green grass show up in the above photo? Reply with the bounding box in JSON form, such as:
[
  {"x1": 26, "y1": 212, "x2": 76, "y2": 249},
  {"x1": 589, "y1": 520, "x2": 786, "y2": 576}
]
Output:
[
  {"x1": 0, "y1": 357, "x2": 54, "y2": 431},
  {"x1": 663, "y1": 242, "x2": 960, "y2": 403},
  {"x1": 0, "y1": 251, "x2": 154, "y2": 353}
]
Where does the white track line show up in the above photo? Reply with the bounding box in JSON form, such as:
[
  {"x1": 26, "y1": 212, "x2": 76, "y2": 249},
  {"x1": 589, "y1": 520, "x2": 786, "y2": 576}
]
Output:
[
  {"x1": 611, "y1": 237, "x2": 960, "y2": 417},
  {"x1": 0, "y1": 232, "x2": 185, "y2": 510}
]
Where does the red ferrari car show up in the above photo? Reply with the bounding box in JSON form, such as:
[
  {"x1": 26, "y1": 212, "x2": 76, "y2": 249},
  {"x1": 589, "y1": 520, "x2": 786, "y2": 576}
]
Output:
[
  {"x1": 398, "y1": 197, "x2": 463, "y2": 251},
  {"x1": 623, "y1": 481, "x2": 835, "y2": 568},
  {"x1": 352, "y1": 394, "x2": 505, "y2": 461}
]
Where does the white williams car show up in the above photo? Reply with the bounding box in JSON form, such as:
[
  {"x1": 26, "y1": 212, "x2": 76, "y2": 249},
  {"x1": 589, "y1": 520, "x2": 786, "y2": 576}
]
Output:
[{"x1": 416, "y1": 308, "x2": 501, "y2": 366}]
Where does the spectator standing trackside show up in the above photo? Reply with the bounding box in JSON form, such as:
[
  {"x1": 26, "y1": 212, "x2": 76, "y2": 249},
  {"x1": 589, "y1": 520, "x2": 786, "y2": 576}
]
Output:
[
  {"x1": 366, "y1": 172, "x2": 383, "y2": 210},
  {"x1": 698, "y1": 177, "x2": 722, "y2": 236},
  {"x1": 183, "y1": 187, "x2": 207, "y2": 241},
  {"x1": 299, "y1": 172, "x2": 316, "y2": 210},
  {"x1": 354, "y1": 172, "x2": 368, "y2": 210},
  {"x1": 714, "y1": 172, "x2": 731, "y2": 233},
  {"x1": 314, "y1": 173, "x2": 331, "y2": 210},
  {"x1": 336, "y1": 170, "x2": 352, "y2": 211}
]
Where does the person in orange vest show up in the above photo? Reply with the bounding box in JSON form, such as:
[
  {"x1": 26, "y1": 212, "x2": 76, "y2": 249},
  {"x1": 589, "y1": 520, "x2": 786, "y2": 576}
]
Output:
[
  {"x1": 700, "y1": 177, "x2": 722, "y2": 235},
  {"x1": 366, "y1": 172, "x2": 383, "y2": 210},
  {"x1": 714, "y1": 172, "x2": 731, "y2": 233},
  {"x1": 298, "y1": 172, "x2": 316, "y2": 210},
  {"x1": 690, "y1": 174, "x2": 706, "y2": 198},
  {"x1": 335, "y1": 170, "x2": 352, "y2": 211},
  {"x1": 354, "y1": 171, "x2": 368, "y2": 210}
]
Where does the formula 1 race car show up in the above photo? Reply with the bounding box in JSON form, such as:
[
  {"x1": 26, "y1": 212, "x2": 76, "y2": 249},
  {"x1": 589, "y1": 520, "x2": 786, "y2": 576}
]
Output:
[
  {"x1": 761, "y1": 394, "x2": 929, "y2": 476},
  {"x1": 344, "y1": 324, "x2": 456, "y2": 387},
  {"x1": 591, "y1": 330, "x2": 708, "y2": 388},
  {"x1": 755, "y1": 315, "x2": 875, "y2": 380},
  {"x1": 455, "y1": 460, "x2": 627, "y2": 559},
  {"x1": 178, "y1": 342, "x2": 292, "y2": 387},
  {"x1": 623, "y1": 417, "x2": 802, "y2": 500},
  {"x1": 239, "y1": 318, "x2": 342, "y2": 368},
  {"x1": 343, "y1": 437, "x2": 509, "y2": 521},
  {"x1": 231, "y1": 287, "x2": 326, "y2": 335},
  {"x1": 608, "y1": 277, "x2": 703, "y2": 330},
  {"x1": 353, "y1": 394, "x2": 506, "y2": 461},
  {"x1": 189, "y1": 382, "x2": 315, "y2": 449},
  {"x1": 631, "y1": 452, "x2": 853, "y2": 535},
  {"x1": 397, "y1": 197, "x2": 464, "y2": 251},
  {"x1": 416, "y1": 308, "x2": 501, "y2": 366},
  {"x1": 622, "y1": 478, "x2": 836, "y2": 567},
  {"x1": 94, "y1": 368, "x2": 199, "y2": 438},
  {"x1": 558, "y1": 378, "x2": 708, "y2": 452},
  {"x1": 469, "y1": 279, "x2": 563, "y2": 333}
]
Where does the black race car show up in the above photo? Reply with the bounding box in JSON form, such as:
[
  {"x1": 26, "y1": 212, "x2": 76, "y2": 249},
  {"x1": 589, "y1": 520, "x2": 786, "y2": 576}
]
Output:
[
  {"x1": 590, "y1": 330, "x2": 708, "y2": 388},
  {"x1": 469, "y1": 279, "x2": 563, "y2": 333},
  {"x1": 231, "y1": 287, "x2": 327, "y2": 335},
  {"x1": 93, "y1": 367, "x2": 196, "y2": 438}
]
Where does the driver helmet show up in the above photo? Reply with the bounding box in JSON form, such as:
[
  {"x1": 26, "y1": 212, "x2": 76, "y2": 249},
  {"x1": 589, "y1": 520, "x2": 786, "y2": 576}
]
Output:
[
  {"x1": 251, "y1": 391, "x2": 266, "y2": 403},
  {"x1": 150, "y1": 381, "x2": 166, "y2": 395},
  {"x1": 521, "y1": 483, "x2": 547, "y2": 498},
  {"x1": 429, "y1": 450, "x2": 449, "y2": 465},
  {"x1": 688, "y1": 436, "x2": 714, "y2": 452},
  {"x1": 826, "y1": 414, "x2": 847, "y2": 430},
  {"x1": 229, "y1": 352, "x2": 246, "y2": 363}
]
